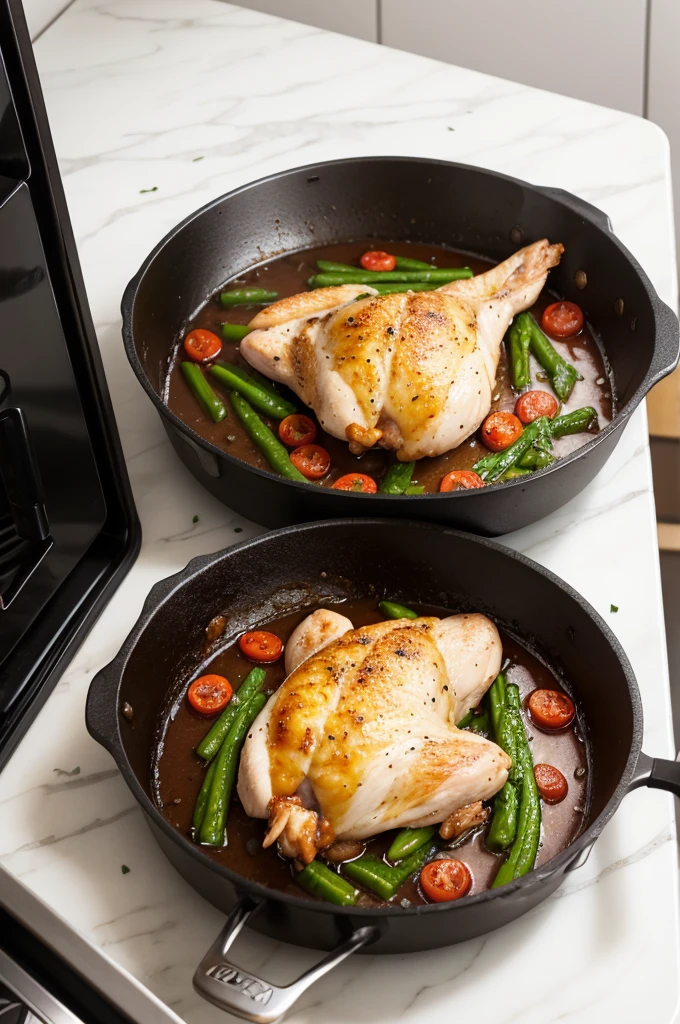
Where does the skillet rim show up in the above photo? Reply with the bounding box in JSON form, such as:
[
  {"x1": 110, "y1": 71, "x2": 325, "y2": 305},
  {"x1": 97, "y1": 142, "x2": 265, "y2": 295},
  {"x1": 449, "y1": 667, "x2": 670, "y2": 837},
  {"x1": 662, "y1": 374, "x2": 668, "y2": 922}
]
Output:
[
  {"x1": 86, "y1": 517, "x2": 644, "y2": 919},
  {"x1": 120, "y1": 155, "x2": 678, "y2": 505}
]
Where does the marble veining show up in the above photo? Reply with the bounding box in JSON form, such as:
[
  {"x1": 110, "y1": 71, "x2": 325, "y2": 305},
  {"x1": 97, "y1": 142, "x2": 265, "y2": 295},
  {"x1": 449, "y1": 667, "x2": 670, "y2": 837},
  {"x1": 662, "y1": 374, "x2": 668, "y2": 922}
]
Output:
[{"x1": 0, "y1": 1, "x2": 678, "y2": 1022}]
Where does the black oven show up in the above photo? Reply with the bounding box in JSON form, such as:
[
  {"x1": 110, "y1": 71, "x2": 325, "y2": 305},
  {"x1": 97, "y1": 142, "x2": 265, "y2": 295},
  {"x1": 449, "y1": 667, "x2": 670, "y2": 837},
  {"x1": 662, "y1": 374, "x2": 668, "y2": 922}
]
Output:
[{"x1": 0, "y1": 0, "x2": 139, "y2": 768}]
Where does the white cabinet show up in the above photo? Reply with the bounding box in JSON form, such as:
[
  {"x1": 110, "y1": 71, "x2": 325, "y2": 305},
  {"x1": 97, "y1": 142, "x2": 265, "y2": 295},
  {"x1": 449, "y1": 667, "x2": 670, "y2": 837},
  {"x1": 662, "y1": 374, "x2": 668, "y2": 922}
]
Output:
[
  {"x1": 381, "y1": 0, "x2": 648, "y2": 115},
  {"x1": 228, "y1": 0, "x2": 378, "y2": 42}
]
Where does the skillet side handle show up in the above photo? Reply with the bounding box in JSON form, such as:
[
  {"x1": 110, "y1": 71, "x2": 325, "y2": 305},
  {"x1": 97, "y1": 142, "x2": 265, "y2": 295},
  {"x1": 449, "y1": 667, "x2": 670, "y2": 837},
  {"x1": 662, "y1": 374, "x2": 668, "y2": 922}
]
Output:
[
  {"x1": 193, "y1": 897, "x2": 378, "y2": 1024},
  {"x1": 534, "y1": 186, "x2": 612, "y2": 232},
  {"x1": 628, "y1": 750, "x2": 680, "y2": 797},
  {"x1": 649, "y1": 296, "x2": 680, "y2": 386},
  {"x1": 85, "y1": 661, "x2": 122, "y2": 753}
]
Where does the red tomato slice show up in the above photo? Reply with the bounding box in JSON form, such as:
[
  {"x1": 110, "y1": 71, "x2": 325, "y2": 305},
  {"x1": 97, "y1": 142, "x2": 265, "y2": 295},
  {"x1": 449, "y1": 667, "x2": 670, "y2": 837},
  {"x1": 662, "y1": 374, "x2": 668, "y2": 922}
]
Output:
[
  {"x1": 332, "y1": 473, "x2": 378, "y2": 493},
  {"x1": 184, "y1": 329, "x2": 222, "y2": 363},
  {"x1": 187, "y1": 674, "x2": 232, "y2": 715},
  {"x1": 515, "y1": 390, "x2": 559, "y2": 424},
  {"x1": 481, "y1": 411, "x2": 523, "y2": 452},
  {"x1": 534, "y1": 763, "x2": 569, "y2": 803},
  {"x1": 239, "y1": 630, "x2": 283, "y2": 664},
  {"x1": 290, "y1": 444, "x2": 331, "y2": 480},
  {"x1": 360, "y1": 250, "x2": 396, "y2": 272},
  {"x1": 279, "y1": 414, "x2": 317, "y2": 447},
  {"x1": 420, "y1": 859, "x2": 472, "y2": 902},
  {"x1": 439, "y1": 470, "x2": 485, "y2": 492},
  {"x1": 541, "y1": 301, "x2": 584, "y2": 338},
  {"x1": 527, "y1": 689, "x2": 575, "y2": 731}
]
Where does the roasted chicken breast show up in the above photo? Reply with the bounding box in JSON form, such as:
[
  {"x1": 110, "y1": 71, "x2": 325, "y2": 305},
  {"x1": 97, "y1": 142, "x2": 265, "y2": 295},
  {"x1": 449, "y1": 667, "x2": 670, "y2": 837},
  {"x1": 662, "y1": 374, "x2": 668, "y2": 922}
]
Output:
[
  {"x1": 241, "y1": 240, "x2": 563, "y2": 460},
  {"x1": 237, "y1": 610, "x2": 510, "y2": 860}
]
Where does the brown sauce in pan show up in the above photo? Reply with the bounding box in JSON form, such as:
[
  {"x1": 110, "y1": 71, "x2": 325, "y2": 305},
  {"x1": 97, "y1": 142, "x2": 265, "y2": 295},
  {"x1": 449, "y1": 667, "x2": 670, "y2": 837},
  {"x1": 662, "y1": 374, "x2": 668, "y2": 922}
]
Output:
[
  {"x1": 154, "y1": 599, "x2": 588, "y2": 906},
  {"x1": 166, "y1": 241, "x2": 613, "y2": 492}
]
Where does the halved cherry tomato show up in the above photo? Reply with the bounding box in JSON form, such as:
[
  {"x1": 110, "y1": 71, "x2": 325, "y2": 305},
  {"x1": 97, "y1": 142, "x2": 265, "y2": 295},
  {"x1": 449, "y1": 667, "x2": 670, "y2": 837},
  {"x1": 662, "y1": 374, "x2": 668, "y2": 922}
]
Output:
[
  {"x1": 420, "y1": 859, "x2": 472, "y2": 903},
  {"x1": 238, "y1": 630, "x2": 283, "y2": 663},
  {"x1": 187, "y1": 674, "x2": 232, "y2": 715},
  {"x1": 541, "y1": 301, "x2": 584, "y2": 338},
  {"x1": 527, "y1": 688, "x2": 575, "y2": 731},
  {"x1": 481, "y1": 411, "x2": 523, "y2": 452},
  {"x1": 279, "y1": 414, "x2": 317, "y2": 447},
  {"x1": 183, "y1": 329, "x2": 222, "y2": 363},
  {"x1": 360, "y1": 250, "x2": 396, "y2": 272},
  {"x1": 290, "y1": 444, "x2": 331, "y2": 480},
  {"x1": 439, "y1": 470, "x2": 485, "y2": 492},
  {"x1": 332, "y1": 473, "x2": 378, "y2": 493},
  {"x1": 534, "y1": 763, "x2": 569, "y2": 804},
  {"x1": 515, "y1": 390, "x2": 559, "y2": 424}
]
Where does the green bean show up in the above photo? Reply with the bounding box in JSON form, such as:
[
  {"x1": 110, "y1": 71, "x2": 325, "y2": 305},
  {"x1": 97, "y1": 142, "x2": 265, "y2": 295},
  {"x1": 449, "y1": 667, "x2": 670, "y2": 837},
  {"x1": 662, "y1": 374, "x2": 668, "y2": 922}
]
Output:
[
  {"x1": 221, "y1": 323, "x2": 252, "y2": 342},
  {"x1": 506, "y1": 684, "x2": 534, "y2": 780},
  {"x1": 222, "y1": 362, "x2": 289, "y2": 401},
  {"x1": 456, "y1": 710, "x2": 474, "y2": 729},
  {"x1": 387, "y1": 826, "x2": 436, "y2": 862},
  {"x1": 518, "y1": 447, "x2": 555, "y2": 470},
  {"x1": 220, "y1": 288, "x2": 278, "y2": 307},
  {"x1": 316, "y1": 257, "x2": 437, "y2": 273},
  {"x1": 180, "y1": 362, "x2": 227, "y2": 423},
  {"x1": 405, "y1": 483, "x2": 425, "y2": 495},
  {"x1": 343, "y1": 843, "x2": 433, "y2": 900},
  {"x1": 230, "y1": 392, "x2": 307, "y2": 482},
  {"x1": 472, "y1": 416, "x2": 553, "y2": 483},
  {"x1": 526, "y1": 313, "x2": 581, "y2": 401},
  {"x1": 488, "y1": 673, "x2": 507, "y2": 747},
  {"x1": 550, "y1": 406, "x2": 597, "y2": 438},
  {"x1": 209, "y1": 362, "x2": 296, "y2": 420},
  {"x1": 297, "y1": 860, "x2": 358, "y2": 906},
  {"x1": 380, "y1": 462, "x2": 416, "y2": 495},
  {"x1": 379, "y1": 600, "x2": 418, "y2": 620},
  {"x1": 394, "y1": 256, "x2": 436, "y2": 271},
  {"x1": 487, "y1": 674, "x2": 519, "y2": 850},
  {"x1": 468, "y1": 707, "x2": 490, "y2": 735},
  {"x1": 316, "y1": 260, "x2": 360, "y2": 273},
  {"x1": 196, "y1": 667, "x2": 267, "y2": 761},
  {"x1": 486, "y1": 782, "x2": 518, "y2": 852},
  {"x1": 309, "y1": 269, "x2": 472, "y2": 287},
  {"x1": 492, "y1": 770, "x2": 541, "y2": 886},
  {"x1": 192, "y1": 759, "x2": 217, "y2": 832},
  {"x1": 501, "y1": 466, "x2": 533, "y2": 481},
  {"x1": 371, "y1": 282, "x2": 441, "y2": 295},
  {"x1": 492, "y1": 684, "x2": 541, "y2": 886},
  {"x1": 507, "y1": 315, "x2": 532, "y2": 390},
  {"x1": 198, "y1": 693, "x2": 267, "y2": 846}
]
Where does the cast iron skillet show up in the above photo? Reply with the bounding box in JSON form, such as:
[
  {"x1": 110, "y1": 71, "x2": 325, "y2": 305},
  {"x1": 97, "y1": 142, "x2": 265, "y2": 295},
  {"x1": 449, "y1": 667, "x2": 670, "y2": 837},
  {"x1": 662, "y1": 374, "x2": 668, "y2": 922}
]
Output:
[
  {"x1": 87, "y1": 519, "x2": 680, "y2": 1023},
  {"x1": 121, "y1": 157, "x2": 678, "y2": 536}
]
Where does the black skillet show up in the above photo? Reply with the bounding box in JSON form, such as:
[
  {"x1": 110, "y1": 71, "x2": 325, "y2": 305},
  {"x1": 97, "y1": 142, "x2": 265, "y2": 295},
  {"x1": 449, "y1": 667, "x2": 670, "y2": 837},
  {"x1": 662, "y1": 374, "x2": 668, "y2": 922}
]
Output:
[
  {"x1": 86, "y1": 519, "x2": 680, "y2": 1023},
  {"x1": 121, "y1": 157, "x2": 678, "y2": 535}
]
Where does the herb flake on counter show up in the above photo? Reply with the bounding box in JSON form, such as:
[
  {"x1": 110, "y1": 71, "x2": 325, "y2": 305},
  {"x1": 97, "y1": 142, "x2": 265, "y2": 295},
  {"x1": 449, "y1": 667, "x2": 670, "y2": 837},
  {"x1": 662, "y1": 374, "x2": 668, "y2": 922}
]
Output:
[
  {"x1": 192, "y1": 156, "x2": 204, "y2": 162},
  {"x1": 53, "y1": 766, "x2": 80, "y2": 776},
  {"x1": 121, "y1": 864, "x2": 131, "y2": 874},
  {"x1": 139, "y1": 186, "x2": 158, "y2": 193},
  {"x1": 610, "y1": 604, "x2": 619, "y2": 613},
  {"x1": 193, "y1": 514, "x2": 199, "y2": 523}
]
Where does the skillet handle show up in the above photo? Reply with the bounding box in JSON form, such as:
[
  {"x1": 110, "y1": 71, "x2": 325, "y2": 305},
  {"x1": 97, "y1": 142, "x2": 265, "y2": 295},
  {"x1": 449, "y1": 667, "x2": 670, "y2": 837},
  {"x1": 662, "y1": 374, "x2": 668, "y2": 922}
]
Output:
[
  {"x1": 629, "y1": 750, "x2": 680, "y2": 797},
  {"x1": 193, "y1": 896, "x2": 377, "y2": 1023},
  {"x1": 649, "y1": 296, "x2": 680, "y2": 386},
  {"x1": 535, "y1": 186, "x2": 612, "y2": 232}
]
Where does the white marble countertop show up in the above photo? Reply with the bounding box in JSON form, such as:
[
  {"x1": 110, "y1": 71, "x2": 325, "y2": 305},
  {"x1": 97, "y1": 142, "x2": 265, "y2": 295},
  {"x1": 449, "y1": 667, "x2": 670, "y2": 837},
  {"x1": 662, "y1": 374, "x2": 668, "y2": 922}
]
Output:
[{"x1": 1, "y1": 1, "x2": 678, "y2": 1022}]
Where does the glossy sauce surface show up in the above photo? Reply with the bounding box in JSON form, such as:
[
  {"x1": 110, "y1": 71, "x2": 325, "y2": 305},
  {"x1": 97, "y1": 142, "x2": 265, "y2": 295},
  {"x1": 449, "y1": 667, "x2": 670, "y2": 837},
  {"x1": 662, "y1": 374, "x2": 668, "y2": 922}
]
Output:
[
  {"x1": 166, "y1": 241, "x2": 613, "y2": 492},
  {"x1": 154, "y1": 599, "x2": 589, "y2": 906}
]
